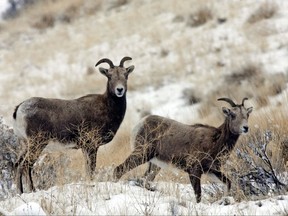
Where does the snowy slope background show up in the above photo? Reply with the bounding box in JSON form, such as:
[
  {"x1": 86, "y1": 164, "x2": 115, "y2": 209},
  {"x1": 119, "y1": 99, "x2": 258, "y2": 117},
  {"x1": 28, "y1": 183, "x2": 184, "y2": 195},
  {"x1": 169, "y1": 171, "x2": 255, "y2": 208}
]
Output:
[{"x1": 0, "y1": 0, "x2": 288, "y2": 215}]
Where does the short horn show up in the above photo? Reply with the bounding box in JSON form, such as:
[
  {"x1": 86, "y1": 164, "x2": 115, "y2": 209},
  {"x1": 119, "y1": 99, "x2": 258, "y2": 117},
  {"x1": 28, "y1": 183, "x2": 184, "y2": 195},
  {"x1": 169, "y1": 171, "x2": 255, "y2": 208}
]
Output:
[
  {"x1": 217, "y1": 97, "x2": 237, "y2": 107},
  {"x1": 241, "y1": 97, "x2": 248, "y2": 106},
  {"x1": 119, "y1": 56, "x2": 132, "y2": 67},
  {"x1": 95, "y1": 58, "x2": 114, "y2": 68}
]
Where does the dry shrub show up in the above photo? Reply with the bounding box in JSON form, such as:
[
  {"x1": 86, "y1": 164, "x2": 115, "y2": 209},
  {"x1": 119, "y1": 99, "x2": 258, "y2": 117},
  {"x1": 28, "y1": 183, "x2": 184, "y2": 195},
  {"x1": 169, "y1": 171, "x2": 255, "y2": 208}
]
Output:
[
  {"x1": 187, "y1": 6, "x2": 213, "y2": 27},
  {"x1": 32, "y1": 14, "x2": 55, "y2": 29},
  {"x1": 225, "y1": 131, "x2": 287, "y2": 201},
  {"x1": 224, "y1": 64, "x2": 262, "y2": 85},
  {"x1": 247, "y1": 2, "x2": 278, "y2": 24},
  {"x1": 58, "y1": 5, "x2": 79, "y2": 23},
  {"x1": 33, "y1": 151, "x2": 79, "y2": 190},
  {"x1": 105, "y1": 0, "x2": 129, "y2": 11},
  {"x1": 182, "y1": 87, "x2": 202, "y2": 105}
]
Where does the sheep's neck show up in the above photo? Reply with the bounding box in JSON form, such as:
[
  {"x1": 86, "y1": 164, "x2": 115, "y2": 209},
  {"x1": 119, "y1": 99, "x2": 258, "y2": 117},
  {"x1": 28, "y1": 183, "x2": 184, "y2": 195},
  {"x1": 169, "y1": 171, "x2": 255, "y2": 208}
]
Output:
[
  {"x1": 217, "y1": 119, "x2": 239, "y2": 153},
  {"x1": 105, "y1": 89, "x2": 127, "y2": 124}
]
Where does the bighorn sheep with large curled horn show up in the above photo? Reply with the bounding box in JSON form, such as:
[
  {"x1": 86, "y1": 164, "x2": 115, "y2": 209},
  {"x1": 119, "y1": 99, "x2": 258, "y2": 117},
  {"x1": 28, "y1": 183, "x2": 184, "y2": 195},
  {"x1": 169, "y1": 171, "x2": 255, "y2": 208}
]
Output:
[
  {"x1": 114, "y1": 97, "x2": 253, "y2": 203},
  {"x1": 13, "y1": 56, "x2": 134, "y2": 193}
]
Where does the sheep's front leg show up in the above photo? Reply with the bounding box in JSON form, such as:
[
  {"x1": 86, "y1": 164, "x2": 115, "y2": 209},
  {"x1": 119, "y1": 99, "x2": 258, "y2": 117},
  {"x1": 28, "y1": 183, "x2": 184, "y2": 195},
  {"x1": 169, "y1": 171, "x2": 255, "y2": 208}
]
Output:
[
  {"x1": 211, "y1": 169, "x2": 231, "y2": 192},
  {"x1": 82, "y1": 146, "x2": 98, "y2": 180},
  {"x1": 15, "y1": 165, "x2": 24, "y2": 194},
  {"x1": 14, "y1": 139, "x2": 26, "y2": 194},
  {"x1": 141, "y1": 162, "x2": 161, "y2": 191},
  {"x1": 188, "y1": 168, "x2": 202, "y2": 203},
  {"x1": 144, "y1": 162, "x2": 161, "y2": 182}
]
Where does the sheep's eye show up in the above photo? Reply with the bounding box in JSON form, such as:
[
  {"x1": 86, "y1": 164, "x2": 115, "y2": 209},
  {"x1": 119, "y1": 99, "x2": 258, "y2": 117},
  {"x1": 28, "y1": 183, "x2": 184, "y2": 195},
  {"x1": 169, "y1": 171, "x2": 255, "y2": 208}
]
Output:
[{"x1": 230, "y1": 112, "x2": 236, "y2": 119}]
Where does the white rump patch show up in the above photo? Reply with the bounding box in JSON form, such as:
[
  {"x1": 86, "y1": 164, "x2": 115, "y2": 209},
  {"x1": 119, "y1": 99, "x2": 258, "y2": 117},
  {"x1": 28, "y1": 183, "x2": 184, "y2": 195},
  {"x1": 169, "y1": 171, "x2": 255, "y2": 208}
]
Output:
[
  {"x1": 130, "y1": 116, "x2": 148, "y2": 150},
  {"x1": 13, "y1": 105, "x2": 28, "y2": 139},
  {"x1": 13, "y1": 99, "x2": 38, "y2": 139}
]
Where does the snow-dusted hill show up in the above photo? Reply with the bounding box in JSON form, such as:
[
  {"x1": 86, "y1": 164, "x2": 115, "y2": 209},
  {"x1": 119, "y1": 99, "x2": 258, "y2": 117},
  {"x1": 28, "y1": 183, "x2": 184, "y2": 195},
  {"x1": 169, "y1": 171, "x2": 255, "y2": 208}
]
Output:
[{"x1": 0, "y1": 0, "x2": 288, "y2": 215}]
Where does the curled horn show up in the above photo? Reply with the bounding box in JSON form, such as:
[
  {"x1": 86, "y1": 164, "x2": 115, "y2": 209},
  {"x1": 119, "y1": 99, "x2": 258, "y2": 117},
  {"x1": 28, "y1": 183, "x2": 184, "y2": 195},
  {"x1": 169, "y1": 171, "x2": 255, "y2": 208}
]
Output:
[
  {"x1": 95, "y1": 58, "x2": 114, "y2": 68},
  {"x1": 119, "y1": 56, "x2": 132, "y2": 67},
  {"x1": 241, "y1": 97, "x2": 248, "y2": 106},
  {"x1": 217, "y1": 97, "x2": 237, "y2": 107}
]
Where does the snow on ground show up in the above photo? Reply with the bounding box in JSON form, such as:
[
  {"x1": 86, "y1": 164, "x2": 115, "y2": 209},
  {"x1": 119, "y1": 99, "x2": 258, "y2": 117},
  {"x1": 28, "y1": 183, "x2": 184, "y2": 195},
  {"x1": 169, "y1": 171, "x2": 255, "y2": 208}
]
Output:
[
  {"x1": 129, "y1": 80, "x2": 200, "y2": 125},
  {"x1": 0, "y1": 181, "x2": 287, "y2": 215},
  {"x1": 0, "y1": 1, "x2": 9, "y2": 20}
]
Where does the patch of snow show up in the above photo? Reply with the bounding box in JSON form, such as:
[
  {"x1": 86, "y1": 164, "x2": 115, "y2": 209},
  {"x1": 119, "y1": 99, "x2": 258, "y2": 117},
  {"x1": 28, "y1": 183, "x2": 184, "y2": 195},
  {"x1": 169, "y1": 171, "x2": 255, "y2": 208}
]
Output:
[
  {"x1": 0, "y1": 182, "x2": 287, "y2": 215},
  {"x1": 12, "y1": 202, "x2": 46, "y2": 216},
  {"x1": 130, "y1": 81, "x2": 199, "y2": 124},
  {"x1": 0, "y1": 0, "x2": 9, "y2": 20}
]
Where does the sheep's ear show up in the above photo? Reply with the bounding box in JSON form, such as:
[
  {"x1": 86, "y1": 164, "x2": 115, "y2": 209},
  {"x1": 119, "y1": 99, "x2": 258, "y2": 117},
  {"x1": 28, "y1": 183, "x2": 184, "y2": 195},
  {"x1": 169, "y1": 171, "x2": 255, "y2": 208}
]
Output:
[
  {"x1": 247, "y1": 107, "x2": 253, "y2": 115},
  {"x1": 99, "y1": 67, "x2": 109, "y2": 77},
  {"x1": 126, "y1": 65, "x2": 135, "y2": 75},
  {"x1": 222, "y1": 107, "x2": 231, "y2": 117}
]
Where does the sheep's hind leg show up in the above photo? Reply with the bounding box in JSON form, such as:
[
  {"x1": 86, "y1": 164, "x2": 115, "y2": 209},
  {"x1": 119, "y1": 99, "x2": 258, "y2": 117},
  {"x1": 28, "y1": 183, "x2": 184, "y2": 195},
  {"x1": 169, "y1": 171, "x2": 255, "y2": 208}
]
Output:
[
  {"x1": 15, "y1": 165, "x2": 24, "y2": 194},
  {"x1": 25, "y1": 137, "x2": 49, "y2": 192},
  {"x1": 113, "y1": 145, "x2": 153, "y2": 181},
  {"x1": 14, "y1": 139, "x2": 26, "y2": 194},
  {"x1": 15, "y1": 157, "x2": 35, "y2": 193},
  {"x1": 27, "y1": 165, "x2": 35, "y2": 192}
]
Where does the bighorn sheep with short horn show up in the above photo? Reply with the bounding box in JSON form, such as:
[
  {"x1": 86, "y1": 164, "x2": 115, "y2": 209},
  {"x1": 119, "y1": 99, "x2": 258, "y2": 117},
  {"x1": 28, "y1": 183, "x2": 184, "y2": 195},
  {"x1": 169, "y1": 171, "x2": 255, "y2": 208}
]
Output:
[
  {"x1": 13, "y1": 56, "x2": 134, "y2": 193},
  {"x1": 114, "y1": 97, "x2": 253, "y2": 203}
]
